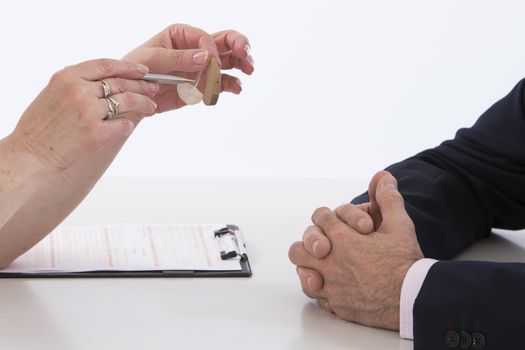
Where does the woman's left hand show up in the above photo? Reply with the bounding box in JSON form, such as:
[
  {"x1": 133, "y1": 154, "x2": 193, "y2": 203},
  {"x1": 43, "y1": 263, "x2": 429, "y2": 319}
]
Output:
[{"x1": 124, "y1": 24, "x2": 254, "y2": 112}]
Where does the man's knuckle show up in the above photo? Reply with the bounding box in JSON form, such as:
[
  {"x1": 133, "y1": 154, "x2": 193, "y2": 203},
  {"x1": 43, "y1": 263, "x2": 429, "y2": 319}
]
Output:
[
  {"x1": 348, "y1": 209, "x2": 363, "y2": 222},
  {"x1": 302, "y1": 227, "x2": 314, "y2": 243},
  {"x1": 288, "y1": 242, "x2": 301, "y2": 262},
  {"x1": 328, "y1": 222, "x2": 349, "y2": 241},
  {"x1": 315, "y1": 207, "x2": 331, "y2": 221},
  {"x1": 305, "y1": 225, "x2": 317, "y2": 234},
  {"x1": 337, "y1": 204, "x2": 351, "y2": 216},
  {"x1": 311, "y1": 207, "x2": 326, "y2": 222}
]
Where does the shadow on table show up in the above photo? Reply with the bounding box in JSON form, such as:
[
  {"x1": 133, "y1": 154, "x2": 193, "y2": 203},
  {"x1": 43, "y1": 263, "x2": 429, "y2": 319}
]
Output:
[
  {"x1": 292, "y1": 302, "x2": 413, "y2": 350},
  {"x1": 458, "y1": 231, "x2": 525, "y2": 262},
  {"x1": 0, "y1": 280, "x2": 75, "y2": 350},
  {"x1": 290, "y1": 233, "x2": 525, "y2": 350}
]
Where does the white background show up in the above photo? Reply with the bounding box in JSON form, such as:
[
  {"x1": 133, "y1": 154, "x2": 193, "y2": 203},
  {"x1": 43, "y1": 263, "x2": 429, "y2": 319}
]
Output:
[{"x1": 1, "y1": 0, "x2": 525, "y2": 179}]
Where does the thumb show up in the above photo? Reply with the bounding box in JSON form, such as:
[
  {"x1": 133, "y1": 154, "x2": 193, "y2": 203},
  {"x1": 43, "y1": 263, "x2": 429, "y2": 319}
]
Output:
[
  {"x1": 367, "y1": 170, "x2": 390, "y2": 228},
  {"x1": 374, "y1": 172, "x2": 409, "y2": 230},
  {"x1": 139, "y1": 47, "x2": 211, "y2": 73}
]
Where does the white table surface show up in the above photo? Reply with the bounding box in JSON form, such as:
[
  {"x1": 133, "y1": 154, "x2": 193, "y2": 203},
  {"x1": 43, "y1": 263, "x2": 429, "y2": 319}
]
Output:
[{"x1": 1, "y1": 177, "x2": 524, "y2": 350}]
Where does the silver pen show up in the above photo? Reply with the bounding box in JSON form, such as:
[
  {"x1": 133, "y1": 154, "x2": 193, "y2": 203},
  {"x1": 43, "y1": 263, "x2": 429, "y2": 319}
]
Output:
[{"x1": 142, "y1": 73, "x2": 196, "y2": 85}]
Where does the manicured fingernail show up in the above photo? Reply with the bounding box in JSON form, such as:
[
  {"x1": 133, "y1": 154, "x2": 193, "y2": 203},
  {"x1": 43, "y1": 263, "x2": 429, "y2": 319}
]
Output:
[
  {"x1": 193, "y1": 51, "x2": 209, "y2": 65},
  {"x1": 312, "y1": 240, "x2": 319, "y2": 255},
  {"x1": 136, "y1": 64, "x2": 148, "y2": 74},
  {"x1": 237, "y1": 79, "x2": 243, "y2": 91},
  {"x1": 307, "y1": 276, "x2": 313, "y2": 291},
  {"x1": 149, "y1": 83, "x2": 159, "y2": 94},
  {"x1": 244, "y1": 44, "x2": 251, "y2": 56}
]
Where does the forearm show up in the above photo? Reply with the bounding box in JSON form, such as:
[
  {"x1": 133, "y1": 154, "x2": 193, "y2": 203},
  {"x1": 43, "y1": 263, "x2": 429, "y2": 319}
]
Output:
[
  {"x1": 0, "y1": 133, "x2": 131, "y2": 267},
  {"x1": 353, "y1": 79, "x2": 525, "y2": 258},
  {"x1": 0, "y1": 136, "x2": 56, "y2": 266}
]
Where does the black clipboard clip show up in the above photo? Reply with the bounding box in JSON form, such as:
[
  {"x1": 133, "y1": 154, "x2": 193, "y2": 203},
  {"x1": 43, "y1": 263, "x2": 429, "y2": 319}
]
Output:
[{"x1": 214, "y1": 225, "x2": 248, "y2": 261}]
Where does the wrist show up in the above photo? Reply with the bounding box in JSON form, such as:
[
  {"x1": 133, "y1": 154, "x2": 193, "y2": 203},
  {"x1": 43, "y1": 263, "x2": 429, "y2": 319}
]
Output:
[
  {"x1": 399, "y1": 258, "x2": 439, "y2": 339},
  {"x1": 4, "y1": 133, "x2": 57, "y2": 181},
  {"x1": 388, "y1": 260, "x2": 417, "y2": 330}
]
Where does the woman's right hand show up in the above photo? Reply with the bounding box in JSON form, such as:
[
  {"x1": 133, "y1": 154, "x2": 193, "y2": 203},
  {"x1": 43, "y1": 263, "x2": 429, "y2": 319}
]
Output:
[{"x1": 10, "y1": 58, "x2": 159, "y2": 173}]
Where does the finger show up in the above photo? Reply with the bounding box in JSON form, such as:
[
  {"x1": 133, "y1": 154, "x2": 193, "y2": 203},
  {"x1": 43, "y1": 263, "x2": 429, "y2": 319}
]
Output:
[
  {"x1": 75, "y1": 58, "x2": 148, "y2": 81},
  {"x1": 335, "y1": 203, "x2": 374, "y2": 234},
  {"x1": 375, "y1": 172, "x2": 409, "y2": 228},
  {"x1": 168, "y1": 24, "x2": 219, "y2": 57},
  {"x1": 92, "y1": 78, "x2": 159, "y2": 98},
  {"x1": 220, "y1": 53, "x2": 255, "y2": 74},
  {"x1": 213, "y1": 30, "x2": 250, "y2": 59},
  {"x1": 311, "y1": 207, "x2": 354, "y2": 242},
  {"x1": 368, "y1": 170, "x2": 391, "y2": 228},
  {"x1": 96, "y1": 92, "x2": 157, "y2": 119},
  {"x1": 296, "y1": 266, "x2": 325, "y2": 299},
  {"x1": 288, "y1": 241, "x2": 321, "y2": 270},
  {"x1": 137, "y1": 47, "x2": 211, "y2": 73},
  {"x1": 302, "y1": 225, "x2": 331, "y2": 258},
  {"x1": 355, "y1": 202, "x2": 374, "y2": 218},
  {"x1": 117, "y1": 112, "x2": 143, "y2": 128},
  {"x1": 95, "y1": 117, "x2": 135, "y2": 147},
  {"x1": 318, "y1": 299, "x2": 334, "y2": 313},
  {"x1": 356, "y1": 202, "x2": 371, "y2": 212},
  {"x1": 221, "y1": 74, "x2": 242, "y2": 94}
]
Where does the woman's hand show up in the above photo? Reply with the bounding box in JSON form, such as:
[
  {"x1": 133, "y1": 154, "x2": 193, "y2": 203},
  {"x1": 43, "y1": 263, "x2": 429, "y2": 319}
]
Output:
[
  {"x1": 124, "y1": 24, "x2": 254, "y2": 112},
  {"x1": 212, "y1": 29, "x2": 254, "y2": 91},
  {"x1": 10, "y1": 58, "x2": 159, "y2": 173}
]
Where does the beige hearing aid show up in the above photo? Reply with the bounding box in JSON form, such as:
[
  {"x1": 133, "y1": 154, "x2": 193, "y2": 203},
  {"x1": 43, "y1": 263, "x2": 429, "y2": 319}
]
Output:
[{"x1": 203, "y1": 57, "x2": 221, "y2": 106}]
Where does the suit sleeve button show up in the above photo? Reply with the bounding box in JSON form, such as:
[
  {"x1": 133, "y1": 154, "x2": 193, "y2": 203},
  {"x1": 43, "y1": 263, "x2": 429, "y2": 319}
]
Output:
[
  {"x1": 459, "y1": 331, "x2": 472, "y2": 349},
  {"x1": 472, "y1": 332, "x2": 486, "y2": 349},
  {"x1": 445, "y1": 330, "x2": 460, "y2": 348}
]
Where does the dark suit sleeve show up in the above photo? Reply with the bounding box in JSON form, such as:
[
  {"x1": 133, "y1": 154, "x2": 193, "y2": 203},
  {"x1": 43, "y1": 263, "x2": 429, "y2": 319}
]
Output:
[
  {"x1": 353, "y1": 78, "x2": 525, "y2": 259},
  {"x1": 350, "y1": 79, "x2": 525, "y2": 348},
  {"x1": 413, "y1": 261, "x2": 525, "y2": 349}
]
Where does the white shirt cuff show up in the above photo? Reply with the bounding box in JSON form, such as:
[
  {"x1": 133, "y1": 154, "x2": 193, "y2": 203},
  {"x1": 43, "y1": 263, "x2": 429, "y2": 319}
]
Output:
[{"x1": 399, "y1": 258, "x2": 438, "y2": 339}]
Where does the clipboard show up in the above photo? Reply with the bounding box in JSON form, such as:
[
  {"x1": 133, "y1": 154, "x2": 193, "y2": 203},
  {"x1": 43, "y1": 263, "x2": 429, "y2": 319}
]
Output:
[{"x1": 0, "y1": 224, "x2": 252, "y2": 278}]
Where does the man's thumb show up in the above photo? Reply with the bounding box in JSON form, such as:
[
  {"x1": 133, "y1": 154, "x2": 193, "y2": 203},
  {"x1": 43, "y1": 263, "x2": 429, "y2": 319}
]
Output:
[
  {"x1": 367, "y1": 170, "x2": 390, "y2": 228},
  {"x1": 374, "y1": 172, "x2": 408, "y2": 228}
]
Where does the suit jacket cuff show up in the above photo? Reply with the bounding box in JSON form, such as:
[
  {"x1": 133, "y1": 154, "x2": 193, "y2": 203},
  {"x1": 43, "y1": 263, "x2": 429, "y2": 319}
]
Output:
[{"x1": 400, "y1": 258, "x2": 438, "y2": 339}]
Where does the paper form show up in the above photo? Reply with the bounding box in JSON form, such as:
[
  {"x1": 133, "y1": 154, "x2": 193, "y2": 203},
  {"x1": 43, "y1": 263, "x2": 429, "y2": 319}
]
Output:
[{"x1": 0, "y1": 223, "x2": 242, "y2": 273}]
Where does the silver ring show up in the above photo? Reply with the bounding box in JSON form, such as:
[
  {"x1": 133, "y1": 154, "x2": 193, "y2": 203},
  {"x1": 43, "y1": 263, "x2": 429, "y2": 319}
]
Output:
[
  {"x1": 101, "y1": 80, "x2": 111, "y2": 98},
  {"x1": 105, "y1": 97, "x2": 116, "y2": 120},
  {"x1": 107, "y1": 96, "x2": 120, "y2": 115}
]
